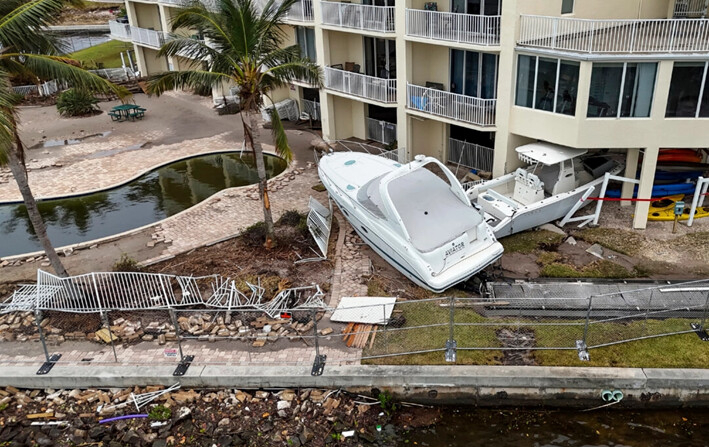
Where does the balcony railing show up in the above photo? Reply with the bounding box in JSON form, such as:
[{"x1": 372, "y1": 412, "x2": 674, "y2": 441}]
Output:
[
  {"x1": 519, "y1": 15, "x2": 709, "y2": 54},
  {"x1": 365, "y1": 117, "x2": 397, "y2": 144},
  {"x1": 407, "y1": 83, "x2": 496, "y2": 127},
  {"x1": 130, "y1": 26, "x2": 170, "y2": 49},
  {"x1": 406, "y1": 9, "x2": 500, "y2": 46},
  {"x1": 324, "y1": 67, "x2": 397, "y2": 103},
  {"x1": 109, "y1": 21, "x2": 132, "y2": 41},
  {"x1": 448, "y1": 138, "x2": 494, "y2": 172},
  {"x1": 321, "y1": 1, "x2": 395, "y2": 33},
  {"x1": 159, "y1": 0, "x2": 219, "y2": 9},
  {"x1": 286, "y1": 0, "x2": 314, "y2": 22},
  {"x1": 674, "y1": 0, "x2": 708, "y2": 18}
]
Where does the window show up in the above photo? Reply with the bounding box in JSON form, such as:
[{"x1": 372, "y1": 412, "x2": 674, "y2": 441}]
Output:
[
  {"x1": 364, "y1": 37, "x2": 395, "y2": 78},
  {"x1": 588, "y1": 62, "x2": 657, "y2": 118},
  {"x1": 451, "y1": 0, "x2": 501, "y2": 15},
  {"x1": 450, "y1": 50, "x2": 498, "y2": 99},
  {"x1": 295, "y1": 26, "x2": 316, "y2": 62},
  {"x1": 561, "y1": 0, "x2": 574, "y2": 14},
  {"x1": 666, "y1": 62, "x2": 709, "y2": 118},
  {"x1": 515, "y1": 54, "x2": 579, "y2": 115}
]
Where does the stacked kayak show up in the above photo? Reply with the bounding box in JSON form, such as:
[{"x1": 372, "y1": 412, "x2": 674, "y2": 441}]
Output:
[
  {"x1": 605, "y1": 183, "x2": 697, "y2": 198},
  {"x1": 648, "y1": 194, "x2": 709, "y2": 221}
]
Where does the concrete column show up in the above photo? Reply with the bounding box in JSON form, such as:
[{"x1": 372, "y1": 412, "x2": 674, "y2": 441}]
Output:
[
  {"x1": 490, "y1": 0, "x2": 518, "y2": 177},
  {"x1": 395, "y1": 1, "x2": 409, "y2": 162},
  {"x1": 312, "y1": 1, "x2": 337, "y2": 142},
  {"x1": 633, "y1": 146, "x2": 659, "y2": 229},
  {"x1": 621, "y1": 148, "x2": 640, "y2": 206}
]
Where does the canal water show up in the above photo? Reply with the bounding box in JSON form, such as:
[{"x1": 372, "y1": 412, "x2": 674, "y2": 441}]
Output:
[
  {"x1": 0, "y1": 152, "x2": 286, "y2": 257},
  {"x1": 408, "y1": 407, "x2": 707, "y2": 446}
]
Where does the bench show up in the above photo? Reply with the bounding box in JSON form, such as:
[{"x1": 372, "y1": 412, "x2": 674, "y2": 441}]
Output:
[{"x1": 108, "y1": 111, "x2": 122, "y2": 121}]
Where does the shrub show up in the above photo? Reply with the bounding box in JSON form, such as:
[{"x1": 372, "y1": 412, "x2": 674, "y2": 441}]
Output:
[
  {"x1": 148, "y1": 404, "x2": 172, "y2": 421},
  {"x1": 56, "y1": 89, "x2": 100, "y2": 117},
  {"x1": 113, "y1": 254, "x2": 142, "y2": 272},
  {"x1": 278, "y1": 210, "x2": 306, "y2": 227},
  {"x1": 242, "y1": 221, "x2": 267, "y2": 246}
]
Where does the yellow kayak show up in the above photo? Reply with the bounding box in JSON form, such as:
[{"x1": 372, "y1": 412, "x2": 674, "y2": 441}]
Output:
[{"x1": 648, "y1": 194, "x2": 709, "y2": 221}]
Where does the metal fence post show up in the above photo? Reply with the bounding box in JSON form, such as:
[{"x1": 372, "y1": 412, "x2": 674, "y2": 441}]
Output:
[
  {"x1": 383, "y1": 303, "x2": 388, "y2": 354},
  {"x1": 445, "y1": 296, "x2": 457, "y2": 362},
  {"x1": 311, "y1": 308, "x2": 326, "y2": 376},
  {"x1": 35, "y1": 310, "x2": 60, "y2": 375},
  {"x1": 101, "y1": 310, "x2": 118, "y2": 363},
  {"x1": 576, "y1": 295, "x2": 593, "y2": 361},
  {"x1": 169, "y1": 309, "x2": 185, "y2": 363}
]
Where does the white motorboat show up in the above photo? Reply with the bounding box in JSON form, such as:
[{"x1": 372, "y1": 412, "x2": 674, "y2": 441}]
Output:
[
  {"x1": 318, "y1": 152, "x2": 503, "y2": 293},
  {"x1": 467, "y1": 142, "x2": 624, "y2": 237}
]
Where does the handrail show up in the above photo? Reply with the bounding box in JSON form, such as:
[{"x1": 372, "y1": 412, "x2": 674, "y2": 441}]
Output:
[
  {"x1": 405, "y1": 9, "x2": 500, "y2": 46},
  {"x1": 324, "y1": 66, "x2": 397, "y2": 103},
  {"x1": 321, "y1": 1, "x2": 395, "y2": 33}
]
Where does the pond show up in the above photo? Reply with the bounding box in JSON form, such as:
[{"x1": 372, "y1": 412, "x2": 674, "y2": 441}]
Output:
[
  {"x1": 407, "y1": 407, "x2": 707, "y2": 446},
  {"x1": 0, "y1": 152, "x2": 286, "y2": 257}
]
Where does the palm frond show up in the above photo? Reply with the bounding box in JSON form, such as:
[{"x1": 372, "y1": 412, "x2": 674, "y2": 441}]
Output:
[
  {"x1": 268, "y1": 107, "x2": 292, "y2": 165},
  {"x1": 0, "y1": 0, "x2": 77, "y2": 54},
  {"x1": 157, "y1": 36, "x2": 219, "y2": 63},
  {"x1": 147, "y1": 70, "x2": 232, "y2": 96},
  {"x1": 2, "y1": 53, "x2": 131, "y2": 99},
  {"x1": 265, "y1": 59, "x2": 322, "y2": 88}
]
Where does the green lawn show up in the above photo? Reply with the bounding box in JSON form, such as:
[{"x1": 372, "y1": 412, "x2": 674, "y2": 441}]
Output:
[
  {"x1": 68, "y1": 40, "x2": 132, "y2": 69},
  {"x1": 361, "y1": 300, "x2": 709, "y2": 368}
]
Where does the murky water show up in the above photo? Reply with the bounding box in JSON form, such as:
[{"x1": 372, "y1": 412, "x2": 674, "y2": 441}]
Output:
[
  {"x1": 0, "y1": 152, "x2": 286, "y2": 257},
  {"x1": 408, "y1": 408, "x2": 707, "y2": 446}
]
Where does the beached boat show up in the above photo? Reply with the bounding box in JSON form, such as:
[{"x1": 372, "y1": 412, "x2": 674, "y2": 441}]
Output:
[
  {"x1": 318, "y1": 152, "x2": 503, "y2": 293},
  {"x1": 466, "y1": 142, "x2": 623, "y2": 237}
]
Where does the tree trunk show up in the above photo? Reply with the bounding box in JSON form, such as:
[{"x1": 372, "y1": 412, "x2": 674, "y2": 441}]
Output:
[
  {"x1": 242, "y1": 111, "x2": 275, "y2": 248},
  {"x1": 6, "y1": 142, "x2": 69, "y2": 277}
]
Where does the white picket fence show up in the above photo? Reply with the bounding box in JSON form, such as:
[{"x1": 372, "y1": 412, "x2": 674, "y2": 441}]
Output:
[
  {"x1": 519, "y1": 15, "x2": 709, "y2": 53},
  {"x1": 365, "y1": 117, "x2": 397, "y2": 145},
  {"x1": 447, "y1": 138, "x2": 494, "y2": 172},
  {"x1": 324, "y1": 67, "x2": 397, "y2": 103},
  {"x1": 321, "y1": 1, "x2": 395, "y2": 33},
  {"x1": 407, "y1": 83, "x2": 496, "y2": 127},
  {"x1": 405, "y1": 9, "x2": 500, "y2": 46}
]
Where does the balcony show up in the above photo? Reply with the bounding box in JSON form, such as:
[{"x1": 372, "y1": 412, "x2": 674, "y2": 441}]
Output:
[
  {"x1": 321, "y1": 1, "x2": 395, "y2": 34},
  {"x1": 130, "y1": 26, "x2": 170, "y2": 49},
  {"x1": 674, "y1": 0, "x2": 708, "y2": 18},
  {"x1": 407, "y1": 83, "x2": 496, "y2": 127},
  {"x1": 447, "y1": 138, "x2": 494, "y2": 172},
  {"x1": 159, "y1": 0, "x2": 219, "y2": 9},
  {"x1": 405, "y1": 9, "x2": 500, "y2": 46},
  {"x1": 365, "y1": 117, "x2": 397, "y2": 144},
  {"x1": 324, "y1": 67, "x2": 396, "y2": 104},
  {"x1": 285, "y1": 0, "x2": 314, "y2": 22},
  {"x1": 109, "y1": 21, "x2": 132, "y2": 41},
  {"x1": 519, "y1": 15, "x2": 709, "y2": 54}
]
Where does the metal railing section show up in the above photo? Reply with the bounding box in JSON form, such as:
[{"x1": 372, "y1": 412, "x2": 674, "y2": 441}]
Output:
[
  {"x1": 286, "y1": 0, "x2": 314, "y2": 22},
  {"x1": 448, "y1": 138, "x2": 494, "y2": 172},
  {"x1": 407, "y1": 83, "x2": 496, "y2": 127},
  {"x1": 301, "y1": 99, "x2": 321, "y2": 120},
  {"x1": 324, "y1": 67, "x2": 397, "y2": 103},
  {"x1": 109, "y1": 20, "x2": 132, "y2": 41},
  {"x1": 321, "y1": 1, "x2": 395, "y2": 33},
  {"x1": 405, "y1": 9, "x2": 501, "y2": 46},
  {"x1": 130, "y1": 26, "x2": 171, "y2": 49},
  {"x1": 519, "y1": 15, "x2": 709, "y2": 54},
  {"x1": 365, "y1": 117, "x2": 397, "y2": 145},
  {"x1": 673, "y1": 0, "x2": 708, "y2": 17}
]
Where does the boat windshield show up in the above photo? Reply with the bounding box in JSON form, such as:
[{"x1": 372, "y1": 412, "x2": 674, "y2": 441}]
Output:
[
  {"x1": 357, "y1": 174, "x2": 387, "y2": 218},
  {"x1": 387, "y1": 164, "x2": 482, "y2": 253}
]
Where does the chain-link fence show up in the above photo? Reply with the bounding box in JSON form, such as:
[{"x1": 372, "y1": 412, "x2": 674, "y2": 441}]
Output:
[{"x1": 2, "y1": 279, "x2": 709, "y2": 372}]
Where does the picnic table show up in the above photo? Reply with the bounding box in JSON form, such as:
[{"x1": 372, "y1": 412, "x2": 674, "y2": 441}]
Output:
[{"x1": 108, "y1": 104, "x2": 146, "y2": 122}]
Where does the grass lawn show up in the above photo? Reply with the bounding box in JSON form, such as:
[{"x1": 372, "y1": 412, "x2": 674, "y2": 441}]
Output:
[
  {"x1": 68, "y1": 40, "x2": 132, "y2": 69},
  {"x1": 362, "y1": 300, "x2": 709, "y2": 368}
]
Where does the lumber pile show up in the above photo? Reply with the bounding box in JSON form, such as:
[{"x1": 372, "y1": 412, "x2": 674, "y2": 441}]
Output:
[{"x1": 341, "y1": 323, "x2": 377, "y2": 349}]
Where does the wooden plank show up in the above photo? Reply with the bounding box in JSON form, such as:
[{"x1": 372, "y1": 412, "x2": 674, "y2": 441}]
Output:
[
  {"x1": 368, "y1": 326, "x2": 377, "y2": 349},
  {"x1": 342, "y1": 323, "x2": 355, "y2": 341},
  {"x1": 27, "y1": 412, "x2": 54, "y2": 419}
]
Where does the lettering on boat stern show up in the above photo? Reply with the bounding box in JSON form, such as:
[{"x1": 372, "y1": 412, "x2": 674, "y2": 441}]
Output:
[{"x1": 445, "y1": 242, "x2": 465, "y2": 258}]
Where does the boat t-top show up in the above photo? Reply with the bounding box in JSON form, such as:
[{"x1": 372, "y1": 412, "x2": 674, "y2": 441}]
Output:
[
  {"x1": 467, "y1": 142, "x2": 623, "y2": 237},
  {"x1": 318, "y1": 152, "x2": 504, "y2": 293}
]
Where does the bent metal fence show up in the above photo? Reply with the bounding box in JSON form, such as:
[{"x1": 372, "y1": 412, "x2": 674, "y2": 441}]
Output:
[{"x1": 1, "y1": 273, "x2": 708, "y2": 375}]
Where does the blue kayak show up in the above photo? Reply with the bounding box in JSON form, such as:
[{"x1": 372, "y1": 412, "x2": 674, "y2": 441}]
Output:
[{"x1": 605, "y1": 183, "x2": 697, "y2": 198}]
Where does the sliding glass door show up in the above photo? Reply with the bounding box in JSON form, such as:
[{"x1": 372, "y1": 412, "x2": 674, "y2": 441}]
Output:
[
  {"x1": 451, "y1": 0, "x2": 501, "y2": 15},
  {"x1": 364, "y1": 37, "x2": 396, "y2": 79},
  {"x1": 450, "y1": 50, "x2": 498, "y2": 99}
]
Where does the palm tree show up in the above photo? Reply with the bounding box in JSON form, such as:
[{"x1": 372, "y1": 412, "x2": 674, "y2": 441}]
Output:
[
  {"x1": 0, "y1": 0, "x2": 129, "y2": 277},
  {"x1": 147, "y1": 0, "x2": 321, "y2": 248}
]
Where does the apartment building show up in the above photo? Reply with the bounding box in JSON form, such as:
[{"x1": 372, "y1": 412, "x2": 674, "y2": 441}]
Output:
[{"x1": 113, "y1": 0, "x2": 709, "y2": 229}]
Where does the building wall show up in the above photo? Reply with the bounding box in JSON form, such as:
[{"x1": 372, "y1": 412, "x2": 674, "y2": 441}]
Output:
[{"x1": 133, "y1": 2, "x2": 162, "y2": 30}]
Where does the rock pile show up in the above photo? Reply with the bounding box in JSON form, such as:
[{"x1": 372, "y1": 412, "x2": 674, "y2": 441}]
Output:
[{"x1": 0, "y1": 386, "x2": 398, "y2": 447}]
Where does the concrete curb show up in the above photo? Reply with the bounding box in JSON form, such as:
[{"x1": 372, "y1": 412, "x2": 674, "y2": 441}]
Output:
[{"x1": 1, "y1": 365, "x2": 707, "y2": 407}]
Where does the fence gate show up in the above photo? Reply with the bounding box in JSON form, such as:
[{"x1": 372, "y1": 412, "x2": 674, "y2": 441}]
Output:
[{"x1": 297, "y1": 196, "x2": 333, "y2": 263}]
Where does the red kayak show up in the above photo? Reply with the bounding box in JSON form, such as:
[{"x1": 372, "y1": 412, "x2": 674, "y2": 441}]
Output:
[{"x1": 658, "y1": 149, "x2": 702, "y2": 163}]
